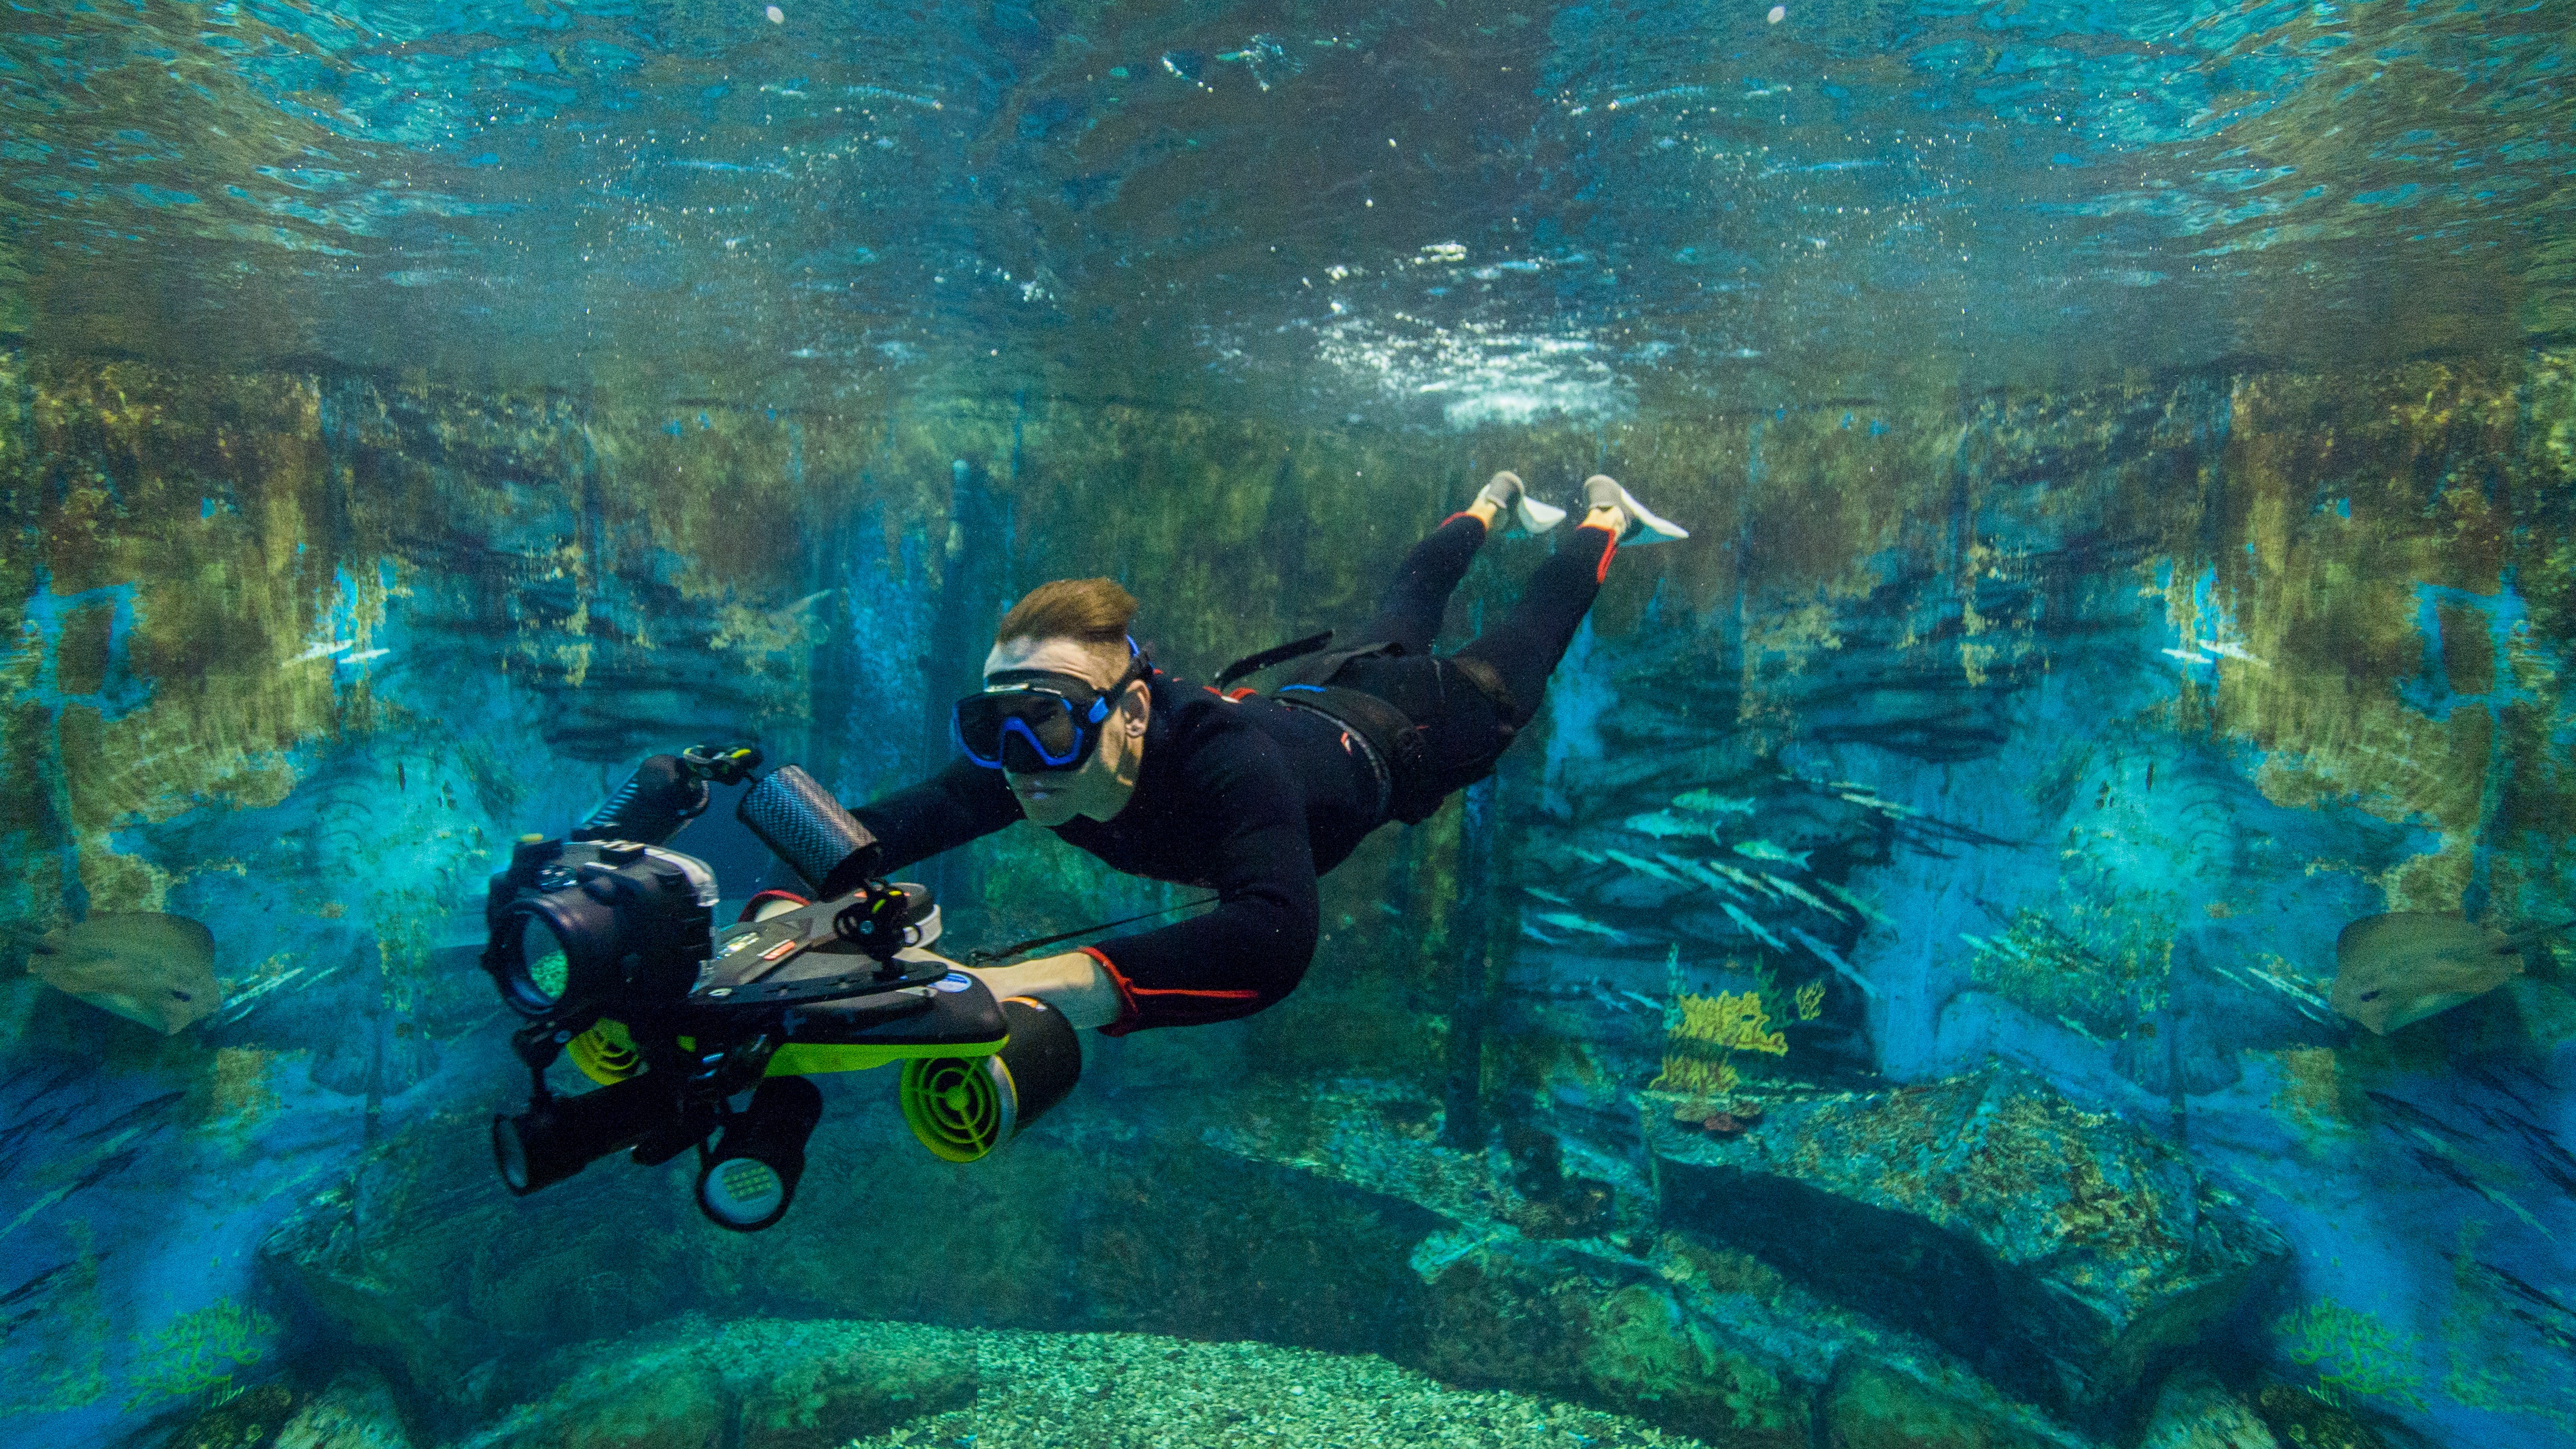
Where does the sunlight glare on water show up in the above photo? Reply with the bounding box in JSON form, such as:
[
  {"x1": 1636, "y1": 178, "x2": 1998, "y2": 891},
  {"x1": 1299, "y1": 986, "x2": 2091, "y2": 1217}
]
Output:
[{"x1": 1, "y1": 0, "x2": 2568, "y2": 413}]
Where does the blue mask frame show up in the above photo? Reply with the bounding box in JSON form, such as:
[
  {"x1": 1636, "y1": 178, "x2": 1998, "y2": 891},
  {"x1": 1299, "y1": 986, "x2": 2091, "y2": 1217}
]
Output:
[{"x1": 952, "y1": 639, "x2": 1148, "y2": 772}]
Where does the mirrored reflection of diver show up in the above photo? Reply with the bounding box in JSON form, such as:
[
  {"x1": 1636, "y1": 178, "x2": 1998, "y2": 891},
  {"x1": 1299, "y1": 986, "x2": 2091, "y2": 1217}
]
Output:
[
  {"x1": 875, "y1": 472, "x2": 1688, "y2": 1035},
  {"x1": 473, "y1": 475, "x2": 1685, "y2": 1230}
]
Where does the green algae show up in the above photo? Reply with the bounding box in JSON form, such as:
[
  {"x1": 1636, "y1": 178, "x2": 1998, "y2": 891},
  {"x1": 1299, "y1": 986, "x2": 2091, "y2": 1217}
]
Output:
[
  {"x1": 126, "y1": 1298, "x2": 278, "y2": 1409},
  {"x1": 2273, "y1": 1300, "x2": 2426, "y2": 1413},
  {"x1": 1966, "y1": 906, "x2": 2174, "y2": 1044}
]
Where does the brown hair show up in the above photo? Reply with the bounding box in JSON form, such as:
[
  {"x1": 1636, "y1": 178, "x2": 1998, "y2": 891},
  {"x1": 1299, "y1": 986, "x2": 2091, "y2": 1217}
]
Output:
[{"x1": 995, "y1": 577, "x2": 1138, "y2": 652}]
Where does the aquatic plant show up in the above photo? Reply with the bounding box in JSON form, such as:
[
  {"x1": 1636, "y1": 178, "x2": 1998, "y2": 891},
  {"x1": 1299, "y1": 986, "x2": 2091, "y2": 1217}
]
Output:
[
  {"x1": 125, "y1": 1299, "x2": 276, "y2": 1408},
  {"x1": 1651, "y1": 983, "x2": 1787, "y2": 1102},
  {"x1": 2275, "y1": 1298, "x2": 2428, "y2": 1412},
  {"x1": 1673, "y1": 992, "x2": 1789, "y2": 1057},
  {"x1": 2265, "y1": 1047, "x2": 2350, "y2": 1128},
  {"x1": 1794, "y1": 982, "x2": 1825, "y2": 1021},
  {"x1": 1654, "y1": 1054, "x2": 1740, "y2": 1098},
  {"x1": 1964, "y1": 903, "x2": 2172, "y2": 1040}
]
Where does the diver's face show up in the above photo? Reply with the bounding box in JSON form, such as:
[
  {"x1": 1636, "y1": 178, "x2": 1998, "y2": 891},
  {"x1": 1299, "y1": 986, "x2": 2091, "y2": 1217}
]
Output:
[{"x1": 981, "y1": 635, "x2": 1149, "y2": 826}]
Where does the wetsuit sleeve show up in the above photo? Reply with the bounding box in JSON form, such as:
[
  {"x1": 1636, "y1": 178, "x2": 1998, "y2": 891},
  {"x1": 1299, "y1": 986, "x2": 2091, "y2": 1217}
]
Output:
[
  {"x1": 1086, "y1": 735, "x2": 1322, "y2": 1035},
  {"x1": 849, "y1": 758, "x2": 1024, "y2": 874}
]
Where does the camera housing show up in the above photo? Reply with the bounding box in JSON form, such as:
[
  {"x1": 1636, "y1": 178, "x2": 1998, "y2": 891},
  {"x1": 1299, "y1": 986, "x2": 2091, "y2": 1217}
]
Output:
[
  {"x1": 480, "y1": 836, "x2": 718, "y2": 1027},
  {"x1": 474, "y1": 752, "x2": 1082, "y2": 1229}
]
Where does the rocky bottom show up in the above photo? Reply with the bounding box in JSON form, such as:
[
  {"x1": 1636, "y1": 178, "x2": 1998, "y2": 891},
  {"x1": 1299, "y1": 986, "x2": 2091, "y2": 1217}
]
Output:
[
  {"x1": 242, "y1": 1318, "x2": 1716, "y2": 1449},
  {"x1": 816, "y1": 1329, "x2": 1702, "y2": 1449}
]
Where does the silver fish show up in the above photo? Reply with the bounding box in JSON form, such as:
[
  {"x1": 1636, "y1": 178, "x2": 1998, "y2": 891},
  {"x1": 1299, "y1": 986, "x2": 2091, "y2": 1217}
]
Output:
[
  {"x1": 1660, "y1": 854, "x2": 1745, "y2": 899},
  {"x1": 1531, "y1": 911, "x2": 1633, "y2": 944},
  {"x1": 1712, "y1": 861, "x2": 1778, "y2": 898},
  {"x1": 1622, "y1": 810, "x2": 1711, "y2": 840},
  {"x1": 1767, "y1": 876, "x2": 1849, "y2": 921},
  {"x1": 1818, "y1": 879, "x2": 1892, "y2": 927},
  {"x1": 1789, "y1": 926, "x2": 1879, "y2": 999},
  {"x1": 1721, "y1": 902, "x2": 1787, "y2": 952},
  {"x1": 1671, "y1": 789, "x2": 1758, "y2": 817},
  {"x1": 1604, "y1": 849, "x2": 1685, "y2": 884},
  {"x1": 1834, "y1": 788, "x2": 1923, "y2": 820}
]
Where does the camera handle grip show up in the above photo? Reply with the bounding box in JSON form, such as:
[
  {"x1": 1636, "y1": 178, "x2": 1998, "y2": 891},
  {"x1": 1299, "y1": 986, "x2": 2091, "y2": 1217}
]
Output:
[
  {"x1": 737, "y1": 765, "x2": 882, "y2": 897},
  {"x1": 572, "y1": 754, "x2": 709, "y2": 845}
]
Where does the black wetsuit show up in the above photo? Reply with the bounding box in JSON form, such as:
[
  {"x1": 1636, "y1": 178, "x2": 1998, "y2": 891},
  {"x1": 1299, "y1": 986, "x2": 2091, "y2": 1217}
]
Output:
[{"x1": 854, "y1": 514, "x2": 1621, "y2": 1033}]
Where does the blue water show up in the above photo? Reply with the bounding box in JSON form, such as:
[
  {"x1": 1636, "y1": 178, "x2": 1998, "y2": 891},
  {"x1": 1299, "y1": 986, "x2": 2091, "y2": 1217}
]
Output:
[{"x1": 3, "y1": 4, "x2": 2574, "y2": 1449}]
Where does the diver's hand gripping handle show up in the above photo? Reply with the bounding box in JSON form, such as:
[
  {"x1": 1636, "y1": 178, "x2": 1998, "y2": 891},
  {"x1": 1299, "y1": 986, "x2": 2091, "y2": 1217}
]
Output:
[{"x1": 737, "y1": 765, "x2": 882, "y2": 897}]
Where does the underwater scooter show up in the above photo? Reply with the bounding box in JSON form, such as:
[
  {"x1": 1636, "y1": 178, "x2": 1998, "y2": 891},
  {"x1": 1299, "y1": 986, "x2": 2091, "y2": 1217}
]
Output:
[{"x1": 475, "y1": 745, "x2": 1082, "y2": 1232}]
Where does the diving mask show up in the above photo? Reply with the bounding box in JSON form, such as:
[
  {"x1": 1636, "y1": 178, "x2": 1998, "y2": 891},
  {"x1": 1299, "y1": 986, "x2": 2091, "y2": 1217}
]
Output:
[{"x1": 951, "y1": 642, "x2": 1149, "y2": 773}]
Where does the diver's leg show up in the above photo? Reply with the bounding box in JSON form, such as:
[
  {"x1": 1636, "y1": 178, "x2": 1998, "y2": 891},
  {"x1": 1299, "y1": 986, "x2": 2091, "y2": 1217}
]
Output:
[
  {"x1": 1463, "y1": 472, "x2": 1700, "y2": 717},
  {"x1": 1355, "y1": 512, "x2": 1489, "y2": 656},
  {"x1": 1357, "y1": 472, "x2": 1568, "y2": 655},
  {"x1": 1452, "y1": 522, "x2": 1619, "y2": 726},
  {"x1": 1452, "y1": 473, "x2": 1690, "y2": 722}
]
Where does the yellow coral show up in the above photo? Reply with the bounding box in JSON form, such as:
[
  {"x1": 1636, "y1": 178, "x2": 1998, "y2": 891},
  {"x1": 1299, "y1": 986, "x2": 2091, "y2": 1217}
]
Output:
[
  {"x1": 1673, "y1": 991, "x2": 1789, "y2": 1056},
  {"x1": 1794, "y1": 982, "x2": 1825, "y2": 1021},
  {"x1": 1650, "y1": 1056, "x2": 1739, "y2": 1096}
]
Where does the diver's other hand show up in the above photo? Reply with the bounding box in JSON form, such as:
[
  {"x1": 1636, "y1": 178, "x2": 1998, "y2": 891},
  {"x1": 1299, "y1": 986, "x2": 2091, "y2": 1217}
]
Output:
[
  {"x1": 894, "y1": 943, "x2": 968, "y2": 976},
  {"x1": 960, "y1": 950, "x2": 1125, "y2": 1030}
]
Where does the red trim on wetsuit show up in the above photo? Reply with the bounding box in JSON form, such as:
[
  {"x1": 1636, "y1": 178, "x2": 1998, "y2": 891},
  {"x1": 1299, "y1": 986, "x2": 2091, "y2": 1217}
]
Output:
[
  {"x1": 1082, "y1": 944, "x2": 1263, "y2": 1037},
  {"x1": 1438, "y1": 510, "x2": 1490, "y2": 533},
  {"x1": 1578, "y1": 519, "x2": 1620, "y2": 584}
]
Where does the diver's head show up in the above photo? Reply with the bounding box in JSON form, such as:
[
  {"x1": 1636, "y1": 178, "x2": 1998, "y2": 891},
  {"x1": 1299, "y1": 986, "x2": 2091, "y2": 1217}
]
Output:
[{"x1": 959, "y1": 578, "x2": 1152, "y2": 827}]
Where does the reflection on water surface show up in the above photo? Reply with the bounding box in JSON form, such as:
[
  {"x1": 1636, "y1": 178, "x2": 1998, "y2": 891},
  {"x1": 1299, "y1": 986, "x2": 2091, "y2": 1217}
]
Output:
[{"x1": 3, "y1": 0, "x2": 2568, "y2": 411}]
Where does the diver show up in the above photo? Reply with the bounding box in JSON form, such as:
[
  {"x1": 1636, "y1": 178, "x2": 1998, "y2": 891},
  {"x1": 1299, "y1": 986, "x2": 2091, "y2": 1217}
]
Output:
[{"x1": 846, "y1": 473, "x2": 1689, "y2": 1035}]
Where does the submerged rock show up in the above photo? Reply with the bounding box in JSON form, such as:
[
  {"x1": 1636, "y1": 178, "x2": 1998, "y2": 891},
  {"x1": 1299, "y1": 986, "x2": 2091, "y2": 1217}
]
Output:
[
  {"x1": 256, "y1": 1099, "x2": 1449, "y2": 1423},
  {"x1": 1413, "y1": 1224, "x2": 2100, "y2": 1449},
  {"x1": 458, "y1": 1318, "x2": 972, "y2": 1449},
  {"x1": 1416, "y1": 1236, "x2": 1815, "y2": 1449},
  {"x1": 1650, "y1": 1068, "x2": 2287, "y2": 1429},
  {"x1": 2138, "y1": 1370, "x2": 2279, "y2": 1449},
  {"x1": 274, "y1": 1370, "x2": 418, "y2": 1449},
  {"x1": 265, "y1": 1087, "x2": 2135, "y2": 1448},
  {"x1": 1826, "y1": 1359, "x2": 2067, "y2": 1449},
  {"x1": 164, "y1": 1382, "x2": 300, "y2": 1449}
]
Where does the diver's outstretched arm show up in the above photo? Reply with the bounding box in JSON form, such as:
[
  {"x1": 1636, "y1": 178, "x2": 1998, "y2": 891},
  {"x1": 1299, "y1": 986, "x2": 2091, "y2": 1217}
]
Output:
[{"x1": 847, "y1": 756, "x2": 1025, "y2": 874}]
